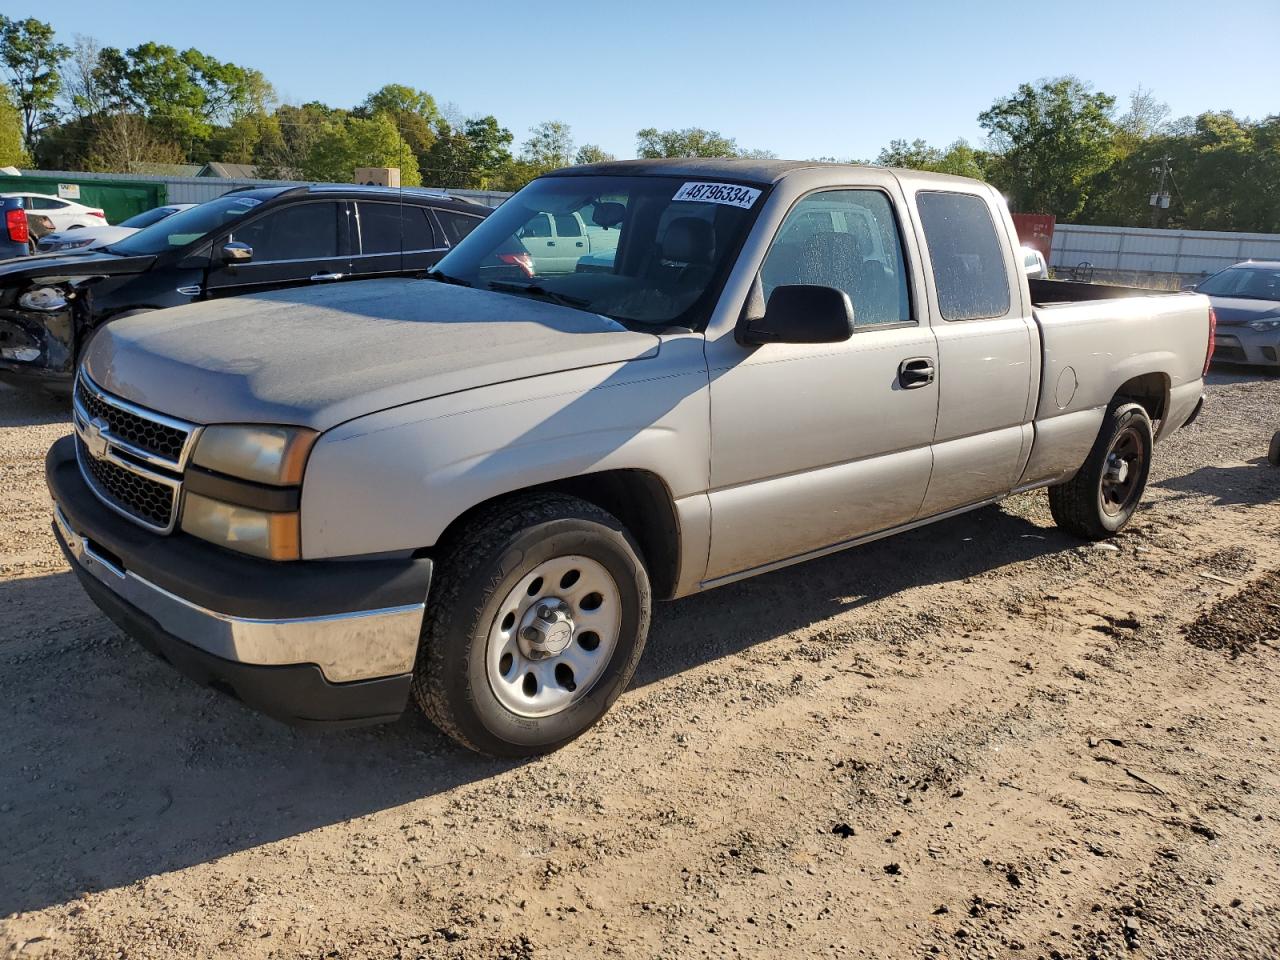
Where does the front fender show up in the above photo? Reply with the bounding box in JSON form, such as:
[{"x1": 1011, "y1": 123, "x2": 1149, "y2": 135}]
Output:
[{"x1": 299, "y1": 336, "x2": 710, "y2": 560}]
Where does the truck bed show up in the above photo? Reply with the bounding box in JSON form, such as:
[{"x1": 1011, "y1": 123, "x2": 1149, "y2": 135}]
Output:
[
  {"x1": 1028, "y1": 277, "x2": 1183, "y2": 306},
  {"x1": 1018, "y1": 282, "x2": 1211, "y2": 488}
]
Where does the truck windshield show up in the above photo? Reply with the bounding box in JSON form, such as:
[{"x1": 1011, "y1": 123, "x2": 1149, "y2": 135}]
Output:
[
  {"x1": 431, "y1": 175, "x2": 767, "y2": 327},
  {"x1": 105, "y1": 194, "x2": 268, "y2": 257}
]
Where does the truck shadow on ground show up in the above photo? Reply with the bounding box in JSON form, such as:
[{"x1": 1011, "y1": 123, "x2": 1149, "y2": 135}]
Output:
[
  {"x1": 0, "y1": 502, "x2": 1077, "y2": 917},
  {"x1": 1154, "y1": 458, "x2": 1277, "y2": 507}
]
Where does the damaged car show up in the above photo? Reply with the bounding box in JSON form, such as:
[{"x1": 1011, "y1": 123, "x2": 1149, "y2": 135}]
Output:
[{"x1": 0, "y1": 184, "x2": 489, "y2": 393}]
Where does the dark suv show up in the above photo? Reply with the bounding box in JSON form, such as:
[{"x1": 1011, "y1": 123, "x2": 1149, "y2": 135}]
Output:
[{"x1": 0, "y1": 184, "x2": 490, "y2": 391}]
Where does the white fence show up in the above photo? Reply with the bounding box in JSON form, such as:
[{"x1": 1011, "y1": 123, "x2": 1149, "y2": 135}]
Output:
[
  {"x1": 16, "y1": 169, "x2": 512, "y2": 208},
  {"x1": 1050, "y1": 223, "x2": 1280, "y2": 279}
]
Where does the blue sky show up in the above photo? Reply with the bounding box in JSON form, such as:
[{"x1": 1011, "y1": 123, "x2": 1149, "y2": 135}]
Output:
[{"x1": 14, "y1": 0, "x2": 1280, "y2": 161}]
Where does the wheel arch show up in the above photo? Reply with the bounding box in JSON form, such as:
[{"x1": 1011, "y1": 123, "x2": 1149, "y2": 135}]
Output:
[
  {"x1": 1112, "y1": 372, "x2": 1169, "y2": 428},
  {"x1": 428, "y1": 468, "x2": 682, "y2": 601}
]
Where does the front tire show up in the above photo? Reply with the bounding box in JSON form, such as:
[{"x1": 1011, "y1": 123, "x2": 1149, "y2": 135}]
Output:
[
  {"x1": 1048, "y1": 403, "x2": 1153, "y2": 540},
  {"x1": 412, "y1": 493, "x2": 651, "y2": 757}
]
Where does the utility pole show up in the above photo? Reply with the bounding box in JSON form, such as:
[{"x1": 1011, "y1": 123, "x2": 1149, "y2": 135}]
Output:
[{"x1": 1149, "y1": 155, "x2": 1172, "y2": 228}]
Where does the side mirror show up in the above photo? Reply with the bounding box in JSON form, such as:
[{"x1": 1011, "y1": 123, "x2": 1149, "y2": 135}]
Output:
[
  {"x1": 1181, "y1": 282, "x2": 1198, "y2": 291},
  {"x1": 737, "y1": 284, "x2": 855, "y2": 346},
  {"x1": 220, "y1": 241, "x2": 253, "y2": 264}
]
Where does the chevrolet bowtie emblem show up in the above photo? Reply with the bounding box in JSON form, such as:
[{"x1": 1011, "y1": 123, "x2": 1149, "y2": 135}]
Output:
[{"x1": 83, "y1": 416, "x2": 111, "y2": 460}]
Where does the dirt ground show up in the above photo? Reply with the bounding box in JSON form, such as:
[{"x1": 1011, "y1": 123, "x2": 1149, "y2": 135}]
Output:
[{"x1": 2, "y1": 367, "x2": 1278, "y2": 960}]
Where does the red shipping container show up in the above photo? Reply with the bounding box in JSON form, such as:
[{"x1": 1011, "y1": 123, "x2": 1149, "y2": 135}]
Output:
[{"x1": 1011, "y1": 213, "x2": 1055, "y2": 261}]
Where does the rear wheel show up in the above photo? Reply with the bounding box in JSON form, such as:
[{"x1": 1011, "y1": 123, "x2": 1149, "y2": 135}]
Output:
[
  {"x1": 412, "y1": 493, "x2": 651, "y2": 757},
  {"x1": 1048, "y1": 403, "x2": 1153, "y2": 540},
  {"x1": 1269, "y1": 431, "x2": 1280, "y2": 467}
]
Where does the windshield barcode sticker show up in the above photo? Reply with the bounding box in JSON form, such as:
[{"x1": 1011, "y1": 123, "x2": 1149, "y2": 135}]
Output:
[{"x1": 672, "y1": 182, "x2": 762, "y2": 209}]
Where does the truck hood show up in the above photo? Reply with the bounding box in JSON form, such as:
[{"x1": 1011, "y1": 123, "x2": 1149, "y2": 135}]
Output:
[
  {"x1": 0, "y1": 248, "x2": 155, "y2": 282},
  {"x1": 82, "y1": 278, "x2": 661, "y2": 430},
  {"x1": 1207, "y1": 295, "x2": 1280, "y2": 327}
]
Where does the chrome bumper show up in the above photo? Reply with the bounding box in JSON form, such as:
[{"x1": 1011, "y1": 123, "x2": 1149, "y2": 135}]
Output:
[{"x1": 54, "y1": 504, "x2": 425, "y2": 684}]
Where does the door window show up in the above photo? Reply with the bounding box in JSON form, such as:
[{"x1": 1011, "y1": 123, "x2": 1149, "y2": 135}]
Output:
[
  {"x1": 520, "y1": 213, "x2": 553, "y2": 239},
  {"x1": 437, "y1": 209, "x2": 485, "y2": 245},
  {"x1": 357, "y1": 202, "x2": 440, "y2": 255},
  {"x1": 761, "y1": 189, "x2": 912, "y2": 326},
  {"x1": 229, "y1": 202, "x2": 340, "y2": 261},
  {"x1": 917, "y1": 191, "x2": 1011, "y2": 321}
]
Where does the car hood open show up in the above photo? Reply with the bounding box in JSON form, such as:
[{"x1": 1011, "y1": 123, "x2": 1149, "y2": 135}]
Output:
[{"x1": 81, "y1": 278, "x2": 661, "y2": 430}]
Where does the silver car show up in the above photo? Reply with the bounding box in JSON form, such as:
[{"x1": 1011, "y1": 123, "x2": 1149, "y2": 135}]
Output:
[{"x1": 1191, "y1": 261, "x2": 1280, "y2": 368}]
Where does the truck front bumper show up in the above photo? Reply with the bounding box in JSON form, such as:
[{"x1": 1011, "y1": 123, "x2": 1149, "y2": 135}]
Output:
[{"x1": 46, "y1": 435, "x2": 431, "y2": 729}]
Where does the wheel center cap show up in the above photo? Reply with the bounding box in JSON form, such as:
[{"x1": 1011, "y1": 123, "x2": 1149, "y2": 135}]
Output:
[{"x1": 518, "y1": 600, "x2": 575, "y2": 659}]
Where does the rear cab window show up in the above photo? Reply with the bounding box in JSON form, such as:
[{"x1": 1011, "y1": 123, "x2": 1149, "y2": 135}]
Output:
[{"x1": 916, "y1": 191, "x2": 1011, "y2": 321}]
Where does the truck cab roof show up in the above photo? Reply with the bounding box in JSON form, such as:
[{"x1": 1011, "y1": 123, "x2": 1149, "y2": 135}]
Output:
[{"x1": 550, "y1": 157, "x2": 988, "y2": 191}]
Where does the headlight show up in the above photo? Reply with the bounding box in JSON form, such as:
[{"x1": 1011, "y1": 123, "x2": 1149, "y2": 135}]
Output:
[
  {"x1": 191, "y1": 424, "x2": 316, "y2": 485},
  {"x1": 182, "y1": 425, "x2": 317, "y2": 560},
  {"x1": 1247, "y1": 318, "x2": 1280, "y2": 332},
  {"x1": 17, "y1": 286, "x2": 69, "y2": 311},
  {"x1": 181, "y1": 492, "x2": 301, "y2": 561}
]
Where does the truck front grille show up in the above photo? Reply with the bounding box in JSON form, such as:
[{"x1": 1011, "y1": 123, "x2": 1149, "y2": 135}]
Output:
[
  {"x1": 72, "y1": 373, "x2": 198, "y2": 534},
  {"x1": 77, "y1": 436, "x2": 177, "y2": 529},
  {"x1": 74, "y1": 377, "x2": 190, "y2": 461}
]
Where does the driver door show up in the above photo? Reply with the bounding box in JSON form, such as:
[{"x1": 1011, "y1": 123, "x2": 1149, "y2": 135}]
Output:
[
  {"x1": 704, "y1": 186, "x2": 938, "y2": 582},
  {"x1": 204, "y1": 200, "x2": 354, "y2": 298}
]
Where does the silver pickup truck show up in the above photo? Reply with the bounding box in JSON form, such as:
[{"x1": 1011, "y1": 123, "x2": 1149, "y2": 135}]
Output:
[{"x1": 46, "y1": 160, "x2": 1213, "y2": 757}]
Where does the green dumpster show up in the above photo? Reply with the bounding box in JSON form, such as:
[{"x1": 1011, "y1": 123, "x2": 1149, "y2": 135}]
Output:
[{"x1": 0, "y1": 175, "x2": 167, "y2": 226}]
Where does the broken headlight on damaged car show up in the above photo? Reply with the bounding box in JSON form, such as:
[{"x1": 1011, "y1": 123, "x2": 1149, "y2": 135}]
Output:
[
  {"x1": 181, "y1": 425, "x2": 317, "y2": 561},
  {"x1": 17, "y1": 286, "x2": 70, "y2": 312}
]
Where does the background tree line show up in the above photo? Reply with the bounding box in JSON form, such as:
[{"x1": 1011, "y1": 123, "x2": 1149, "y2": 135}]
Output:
[{"x1": 0, "y1": 15, "x2": 1275, "y2": 231}]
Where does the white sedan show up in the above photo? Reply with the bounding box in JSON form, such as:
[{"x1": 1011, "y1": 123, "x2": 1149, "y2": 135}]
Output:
[
  {"x1": 0, "y1": 192, "x2": 108, "y2": 231},
  {"x1": 36, "y1": 203, "x2": 196, "y2": 253}
]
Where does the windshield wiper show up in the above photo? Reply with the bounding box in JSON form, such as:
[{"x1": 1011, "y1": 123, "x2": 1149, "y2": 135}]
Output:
[
  {"x1": 425, "y1": 269, "x2": 471, "y2": 287},
  {"x1": 486, "y1": 279, "x2": 591, "y2": 309}
]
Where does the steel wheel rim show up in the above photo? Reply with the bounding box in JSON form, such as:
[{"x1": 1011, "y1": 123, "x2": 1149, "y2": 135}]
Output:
[
  {"x1": 1100, "y1": 425, "x2": 1144, "y2": 516},
  {"x1": 485, "y1": 554, "x2": 621, "y2": 719}
]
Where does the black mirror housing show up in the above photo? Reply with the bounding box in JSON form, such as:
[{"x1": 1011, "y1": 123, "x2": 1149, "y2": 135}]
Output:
[
  {"x1": 737, "y1": 284, "x2": 855, "y2": 346},
  {"x1": 220, "y1": 241, "x2": 253, "y2": 265}
]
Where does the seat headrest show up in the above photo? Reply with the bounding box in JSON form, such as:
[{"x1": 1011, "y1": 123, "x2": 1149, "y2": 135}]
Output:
[
  {"x1": 799, "y1": 232, "x2": 859, "y2": 285},
  {"x1": 662, "y1": 217, "x2": 715, "y2": 264}
]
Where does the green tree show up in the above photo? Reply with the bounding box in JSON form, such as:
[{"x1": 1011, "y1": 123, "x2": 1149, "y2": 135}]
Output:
[
  {"x1": 978, "y1": 76, "x2": 1117, "y2": 218},
  {"x1": 574, "y1": 143, "x2": 614, "y2": 165},
  {"x1": 302, "y1": 113, "x2": 421, "y2": 186},
  {"x1": 0, "y1": 15, "x2": 70, "y2": 148},
  {"x1": 521, "y1": 120, "x2": 573, "y2": 172},
  {"x1": 0, "y1": 83, "x2": 29, "y2": 166},
  {"x1": 876, "y1": 137, "x2": 986, "y2": 179},
  {"x1": 636, "y1": 126, "x2": 739, "y2": 158},
  {"x1": 356, "y1": 83, "x2": 437, "y2": 156},
  {"x1": 422, "y1": 115, "x2": 513, "y2": 188}
]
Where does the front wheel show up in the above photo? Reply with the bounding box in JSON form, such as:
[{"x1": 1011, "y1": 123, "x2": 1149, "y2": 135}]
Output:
[
  {"x1": 1048, "y1": 403, "x2": 1154, "y2": 540},
  {"x1": 412, "y1": 493, "x2": 651, "y2": 757}
]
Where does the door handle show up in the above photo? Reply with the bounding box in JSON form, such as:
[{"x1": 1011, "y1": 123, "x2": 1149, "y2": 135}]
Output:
[
  {"x1": 310, "y1": 272, "x2": 345, "y2": 282},
  {"x1": 898, "y1": 357, "x2": 935, "y2": 389},
  {"x1": 575, "y1": 241, "x2": 584, "y2": 247},
  {"x1": 547, "y1": 241, "x2": 556, "y2": 247}
]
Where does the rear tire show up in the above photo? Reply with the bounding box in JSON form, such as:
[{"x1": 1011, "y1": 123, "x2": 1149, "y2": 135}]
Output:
[
  {"x1": 412, "y1": 493, "x2": 651, "y2": 757},
  {"x1": 1269, "y1": 431, "x2": 1280, "y2": 467},
  {"x1": 1048, "y1": 403, "x2": 1153, "y2": 540}
]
